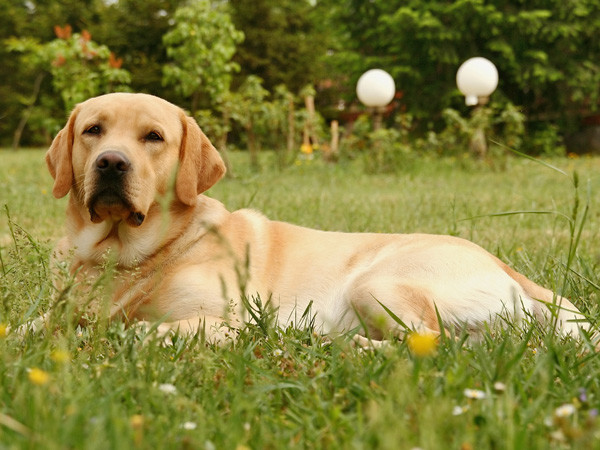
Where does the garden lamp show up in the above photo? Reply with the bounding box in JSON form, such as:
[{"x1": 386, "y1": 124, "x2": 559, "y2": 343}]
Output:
[
  {"x1": 356, "y1": 69, "x2": 395, "y2": 130},
  {"x1": 456, "y1": 57, "x2": 498, "y2": 106}
]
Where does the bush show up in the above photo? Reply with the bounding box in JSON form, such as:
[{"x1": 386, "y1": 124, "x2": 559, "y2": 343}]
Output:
[
  {"x1": 341, "y1": 114, "x2": 415, "y2": 174},
  {"x1": 341, "y1": 104, "x2": 525, "y2": 173}
]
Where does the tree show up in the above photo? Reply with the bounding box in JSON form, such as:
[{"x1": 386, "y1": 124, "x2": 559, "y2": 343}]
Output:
[
  {"x1": 230, "y1": 76, "x2": 270, "y2": 170},
  {"x1": 162, "y1": 0, "x2": 244, "y2": 116},
  {"x1": 229, "y1": 0, "x2": 330, "y2": 93},
  {"x1": 90, "y1": 0, "x2": 185, "y2": 97}
]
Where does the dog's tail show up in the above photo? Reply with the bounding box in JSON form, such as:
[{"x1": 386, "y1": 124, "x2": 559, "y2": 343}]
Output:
[{"x1": 498, "y1": 259, "x2": 590, "y2": 337}]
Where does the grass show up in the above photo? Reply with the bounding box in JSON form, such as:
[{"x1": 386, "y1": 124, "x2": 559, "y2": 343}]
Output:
[{"x1": 2, "y1": 148, "x2": 600, "y2": 448}]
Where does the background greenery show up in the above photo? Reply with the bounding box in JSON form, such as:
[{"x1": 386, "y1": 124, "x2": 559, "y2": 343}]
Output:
[
  {"x1": 2, "y1": 150, "x2": 600, "y2": 448},
  {"x1": 3, "y1": 0, "x2": 600, "y2": 156}
]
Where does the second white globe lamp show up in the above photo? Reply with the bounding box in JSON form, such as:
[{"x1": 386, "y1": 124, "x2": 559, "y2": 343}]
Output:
[{"x1": 456, "y1": 57, "x2": 498, "y2": 106}]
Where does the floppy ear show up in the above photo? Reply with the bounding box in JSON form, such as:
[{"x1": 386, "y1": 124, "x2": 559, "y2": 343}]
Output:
[
  {"x1": 46, "y1": 107, "x2": 78, "y2": 198},
  {"x1": 176, "y1": 115, "x2": 226, "y2": 206}
]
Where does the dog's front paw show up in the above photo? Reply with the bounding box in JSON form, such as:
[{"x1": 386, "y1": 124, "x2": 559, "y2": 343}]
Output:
[{"x1": 133, "y1": 320, "x2": 176, "y2": 346}]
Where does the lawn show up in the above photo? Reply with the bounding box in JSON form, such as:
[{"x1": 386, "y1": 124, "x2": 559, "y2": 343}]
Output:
[{"x1": 1, "y1": 148, "x2": 600, "y2": 449}]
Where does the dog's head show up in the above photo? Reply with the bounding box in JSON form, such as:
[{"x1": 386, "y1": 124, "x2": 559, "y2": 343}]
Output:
[{"x1": 45, "y1": 93, "x2": 226, "y2": 227}]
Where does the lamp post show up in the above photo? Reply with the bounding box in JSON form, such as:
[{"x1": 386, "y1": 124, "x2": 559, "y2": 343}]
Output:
[
  {"x1": 456, "y1": 57, "x2": 498, "y2": 158},
  {"x1": 356, "y1": 69, "x2": 395, "y2": 130}
]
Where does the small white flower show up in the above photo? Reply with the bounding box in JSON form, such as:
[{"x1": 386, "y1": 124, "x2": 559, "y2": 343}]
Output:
[
  {"x1": 452, "y1": 405, "x2": 469, "y2": 416},
  {"x1": 464, "y1": 388, "x2": 486, "y2": 400},
  {"x1": 243, "y1": 422, "x2": 251, "y2": 432},
  {"x1": 273, "y1": 349, "x2": 283, "y2": 357},
  {"x1": 493, "y1": 382, "x2": 507, "y2": 392},
  {"x1": 554, "y1": 403, "x2": 576, "y2": 418},
  {"x1": 550, "y1": 429, "x2": 567, "y2": 442},
  {"x1": 182, "y1": 422, "x2": 197, "y2": 430},
  {"x1": 158, "y1": 383, "x2": 177, "y2": 394}
]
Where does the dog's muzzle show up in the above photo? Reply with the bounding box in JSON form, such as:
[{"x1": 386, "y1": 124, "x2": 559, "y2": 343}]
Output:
[{"x1": 87, "y1": 151, "x2": 145, "y2": 227}]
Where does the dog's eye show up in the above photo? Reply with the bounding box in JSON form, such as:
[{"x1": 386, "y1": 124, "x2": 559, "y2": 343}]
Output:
[
  {"x1": 145, "y1": 131, "x2": 163, "y2": 142},
  {"x1": 84, "y1": 125, "x2": 102, "y2": 135}
]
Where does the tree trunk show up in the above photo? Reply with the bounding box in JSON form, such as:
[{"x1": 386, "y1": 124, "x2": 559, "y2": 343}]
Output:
[
  {"x1": 327, "y1": 120, "x2": 339, "y2": 162},
  {"x1": 304, "y1": 94, "x2": 320, "y2": 149},
  {"x1": 286, "y1": 97, "x2": 295, "y2": 160}
]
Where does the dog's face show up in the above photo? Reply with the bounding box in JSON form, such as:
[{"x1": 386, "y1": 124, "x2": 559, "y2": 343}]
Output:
[{"x1": 45, "y1": 93, "x2": 226, "y2": 227}]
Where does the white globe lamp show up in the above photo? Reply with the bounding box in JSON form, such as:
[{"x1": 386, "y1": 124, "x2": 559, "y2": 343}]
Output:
[
  {"x1": 356, "y1": 69, "x2": 395, "y2": 129},
  {"x1": 456, "y1": 57, "x2": 498, "y2": 106},
  {"x1": 356, "y1": 69, "x2": 395, "y2": 108}
]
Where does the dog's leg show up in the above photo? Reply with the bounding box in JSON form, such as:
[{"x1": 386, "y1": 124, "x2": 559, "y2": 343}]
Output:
[
  {"x1": 348, "y1": 277, "x2": 441, "y2": 341},
  {"x1": 351, "y1": 334, "x2": 390, "y2": 349},
  {"x1": 532, "y1": 295, "x2": 591, "y2": 337},
  {"x1": 135, "y1": 316, "x2": 239, "y2": 345}
]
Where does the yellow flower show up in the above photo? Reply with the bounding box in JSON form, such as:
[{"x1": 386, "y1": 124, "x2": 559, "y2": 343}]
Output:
[
  {"x1": 28, "y1": 368, "x2": 50, "y2": 385},
  {"x1": 406, "y1": 332, "x2": 438, "y2": 357},
  {"x1": 130, "y1": 415, "x2": 144, "y2": 446},
  {"x1": 51, "y1": 350, "x2": 70, "y2": 364},
  {"x1": 0, "y1": 324, "x2": 8, "y2": 338},
  {"x1": 130, "y1": 414, "x2": 144, "y2": 428},
  {"x1": 300, "y1": 144, "x2": 313, "y2": 154}
]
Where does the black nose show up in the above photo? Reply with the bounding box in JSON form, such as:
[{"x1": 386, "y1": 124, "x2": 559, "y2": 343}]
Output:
[{"x1": 95, "y1": 151, "x2": 131, "y2": 175}]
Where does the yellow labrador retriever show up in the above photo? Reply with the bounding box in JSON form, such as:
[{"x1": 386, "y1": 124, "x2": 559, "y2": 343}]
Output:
[{"x1": 39, "y1": 92, "x2": 587, "y2": 344}]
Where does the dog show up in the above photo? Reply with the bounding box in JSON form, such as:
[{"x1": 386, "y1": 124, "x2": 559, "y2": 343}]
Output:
[{"x1": 37, "y1": 92, "x2": 588, "y2": 345}]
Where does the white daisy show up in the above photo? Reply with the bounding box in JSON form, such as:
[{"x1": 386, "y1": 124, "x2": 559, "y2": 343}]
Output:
[
  {"x1": 158, "y1": 383, "x2": 177, "y2": 394},
  {"x1": 554, "y1": 404, "x2": 576, "y2": 418},
  {"x1": 463, "y1": 388, "x2": 486, "y2": 400}
]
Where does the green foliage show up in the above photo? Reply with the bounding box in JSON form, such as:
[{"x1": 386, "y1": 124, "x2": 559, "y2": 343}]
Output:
[
  {"x1": 7, "y1": 29, "x2": 131, "y2": 137},
  {"x1": 198, "y1": 81, "x2": 325, "y2": 172},
  {"x1": 89, "y1": 0, "x2": 186, "y2": 96},
  {"x1": 363, "y1": 127, "x2": 413, "y2": 174},
  {"x1": 3, "y1": 0, "x2": 600, "y2": 154},
  {"x1": 326, "y1": 0, "x2": 600, "y2": 137},
  {"x1": 162, "y1": 0, "x2": 244, "y2": 114},
  {"x1": 231, "y1": 76, "x2": 271, "y2": 169},
  {"x1": 426, "y1": 103, "x2": 526, "y2": 158},
  {"x1": 341, "y1": 104, "x2": 524, "y2": 174},
  {"x1": 525, "y1": 124, "x2": 568, "y2": 157},
  {"x1": 342, "y1": 115, "x2": 414, "y2": 174},
  {"x1": 45, "y1": 31, "x2": 131, "y2": 113},
  {"x1": 229, "y1": 0, "x2": 330, "y2": 92}
]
